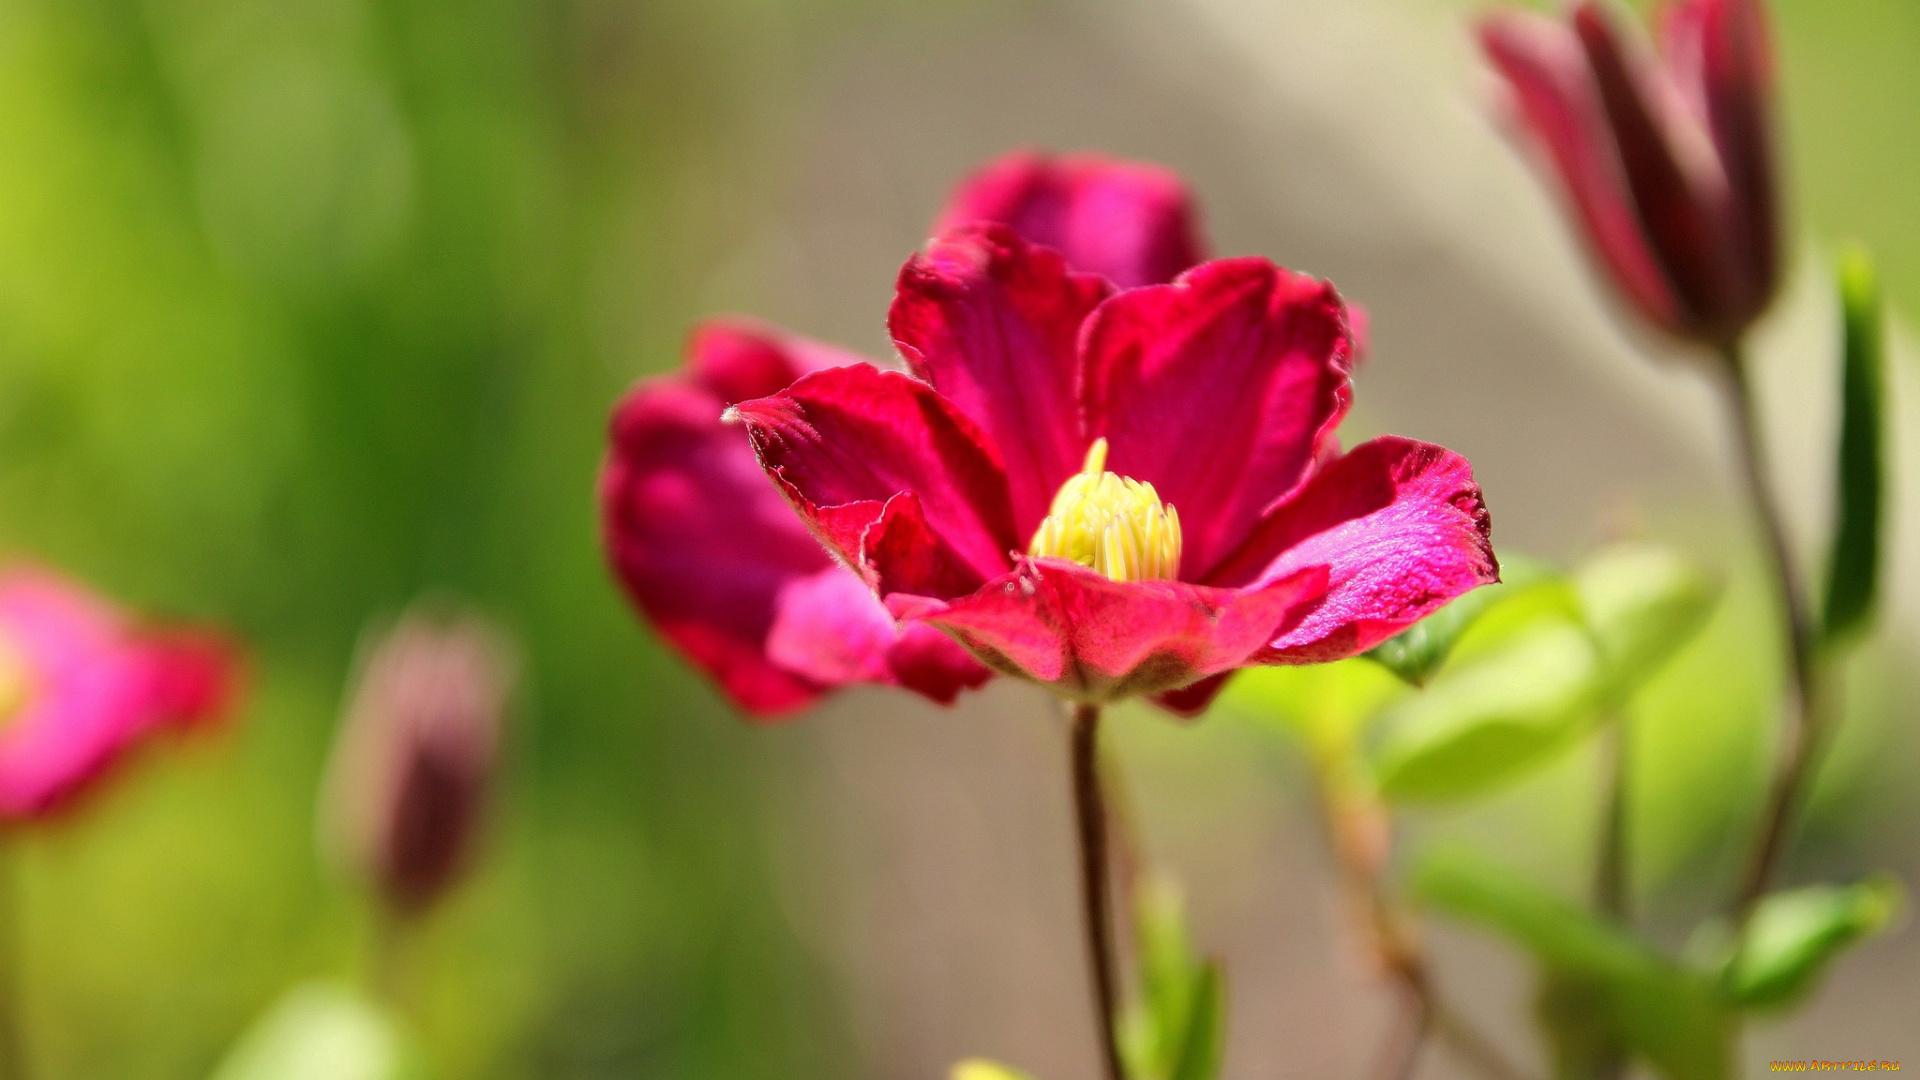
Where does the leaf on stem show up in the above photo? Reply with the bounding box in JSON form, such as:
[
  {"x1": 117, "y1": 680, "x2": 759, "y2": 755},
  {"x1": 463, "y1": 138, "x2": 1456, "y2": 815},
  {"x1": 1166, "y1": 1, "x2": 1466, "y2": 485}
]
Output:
[
  {"x1": 1371, "y1": 619, "x2": 1601, "y2": 803},
  {"x1": 1822, "y1": 245, "x2": 1887, "y2": 647},
  {"x1": 1574, "y1": 543, "x2": 1716, "y2": 703},
  {"x1": 1719, "y1": 876, "x2": 1904, "y2": 1009},
  {"x1": 1365, "y1": 555, "x2": 1558, "y2": 686},
  {"x1": 1413, "y1": 848, "x2": 1734, "y2": 1080}
]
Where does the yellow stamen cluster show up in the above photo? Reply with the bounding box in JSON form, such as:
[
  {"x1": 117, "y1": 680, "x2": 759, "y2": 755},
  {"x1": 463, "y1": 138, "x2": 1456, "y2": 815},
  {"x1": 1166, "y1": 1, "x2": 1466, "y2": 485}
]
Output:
[
  {"x1": 1028, "y1": 438, "x2": 1182, "y2": 583},
  {"x1": 0, "y1": 637, "x2": 30, "y2": 735}
]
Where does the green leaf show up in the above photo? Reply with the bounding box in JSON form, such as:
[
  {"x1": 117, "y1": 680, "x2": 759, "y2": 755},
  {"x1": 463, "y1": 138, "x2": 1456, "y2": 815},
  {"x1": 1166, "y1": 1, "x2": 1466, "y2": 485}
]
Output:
[
  {"x1": 1365, "y1": 555, "x2": 1558, "y2": 685},
  {"x1": 1221, "y1": 659, "x2": 1407, "y2": 756},
  {"x1": 1574, "y1": 543, "x2": 1717, "y2": 702},
  {"x1": 951, "y1": 1060, "x2": 1039, "y2": 1080},
  {"x1": 1537, "y1": 970, "x2": 1625, "y2": 1080},
  {"x1": 209, "y1": 983, "x2": 428, "y2": 1080},
  {"x1": 1823, "y1": 246, "x2": 1887, "y2": 647},
  {"x1": 1167, "y1": 964, "x2": 1225, "y2": 1080},
  {"x1": 1414, "y1": 848, "x2": 1733, "y2": 1080},
  {"x1": 1120, "y1": 879, "x2": 1228, "y2": 1080},
  {"x1": 1371, "y1": 621, "x2": 1601, "y2": 803},
  {"x1": 1135, "y1": 878, "x2": 1199, "y2": 1049},
  {"x1": 1722, "y1": 876, "x2": 1904, "y2": 1009}
]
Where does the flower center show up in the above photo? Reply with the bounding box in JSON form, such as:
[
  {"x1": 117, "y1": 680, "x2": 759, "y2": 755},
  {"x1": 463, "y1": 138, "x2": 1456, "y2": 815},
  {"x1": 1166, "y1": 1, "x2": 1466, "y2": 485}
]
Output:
[
  {"x1": 0, "y1": 636, "x2": 30, "y2": 735},
  {"x1": 1028, "y1": 438, "x2": 1181, "y2": 583}
]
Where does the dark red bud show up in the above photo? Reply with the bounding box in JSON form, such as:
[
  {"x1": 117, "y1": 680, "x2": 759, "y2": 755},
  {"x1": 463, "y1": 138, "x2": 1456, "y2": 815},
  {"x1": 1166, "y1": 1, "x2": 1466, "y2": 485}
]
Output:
[{"x1": 323, "y1": 606, "x2": 515, "y2": 918}]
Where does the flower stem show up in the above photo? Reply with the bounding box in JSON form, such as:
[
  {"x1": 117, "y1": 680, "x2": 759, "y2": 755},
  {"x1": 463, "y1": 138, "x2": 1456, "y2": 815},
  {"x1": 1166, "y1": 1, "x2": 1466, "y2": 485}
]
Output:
[
  {"x1": 1595, "y1": 713, "x2": 1629, "y2": 923},
  {"x1": 1368, "y1": 978, "x2": 1429, "y2": 1080},
  {"x1": 1069, "y1": 702, "x2": 1124, "y2": 1080},
  {"x1": 0, "y1": 840, "x2": 26, "y2": 1080},
  {"x1": 1309, "y1": 759, "x2": 1533, "y2": 1080},
  {"x1": 367, "y1": 903, "x2": 408, "y2": 1011},
  {"x1": 1592, "y1": 715, "x2": 1630, "y2": 1080},
  {"x1": 1718, "y1": 344, "x2": 1825, "y2": 917}
]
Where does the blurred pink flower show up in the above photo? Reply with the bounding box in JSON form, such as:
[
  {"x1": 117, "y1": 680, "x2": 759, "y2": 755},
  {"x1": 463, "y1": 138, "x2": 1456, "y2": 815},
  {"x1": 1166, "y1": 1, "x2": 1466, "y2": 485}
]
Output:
[
  {"x1": 600, "y1": 150, "x2": 1212, "y2": 719},
  {"x1": 0, "y1": 567, "x2": 240, "y2": 821},
  {"x1": 730, "y1": 225, "x2": 1497, "y2": 714},
  {"x1": 323, "y1": 608, "x2": 513, "y2": 917},
  {"x1": 1481, "y1": 0, "x2": 1779, "y2": 347}
]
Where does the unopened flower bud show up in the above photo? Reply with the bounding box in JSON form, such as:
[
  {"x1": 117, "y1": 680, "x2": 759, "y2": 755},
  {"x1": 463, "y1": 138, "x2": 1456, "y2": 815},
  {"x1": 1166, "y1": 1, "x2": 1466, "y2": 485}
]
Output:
[{"x1": 322, "y1": 607, "x2": 514, "y2": 918}]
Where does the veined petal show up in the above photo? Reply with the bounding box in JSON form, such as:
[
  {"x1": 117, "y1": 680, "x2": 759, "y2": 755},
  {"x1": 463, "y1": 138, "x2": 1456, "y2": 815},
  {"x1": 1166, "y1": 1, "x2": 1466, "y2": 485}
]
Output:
[
  {"x1": 1661, "y1": 0, "x2": 1778, "y2": 324},
  {"x1": 1081, "y1": 257, "x2": 1355, "y2": 581},
  {"x1": 729, "y1": 364, "x2": 1020, "y2": 595},
  {"x1": 1573, "y1": 0, "x2": 1736, "y2": 338},
  {"x1": 933, "y1": 149, "x2": 1207, "y2": 289},
  {"x1": 891, "y1": 224, "x2": 1112, "y2": 534},
  {"x1": 602, "y1": 378, "x2": 837, "y2": 717},
  {"x1": 915, "y1": 557, "x2": 1327, "y2": 701},
  {"x1": 1210, "y1": 436, "x2": 1498, "y2": 663},
  {"x1": 687, "y1": 317, "x2": 876, "y2": 405},
  {"x1": 1480, "y1": 10, "x2": 1682, "y2": 332}
]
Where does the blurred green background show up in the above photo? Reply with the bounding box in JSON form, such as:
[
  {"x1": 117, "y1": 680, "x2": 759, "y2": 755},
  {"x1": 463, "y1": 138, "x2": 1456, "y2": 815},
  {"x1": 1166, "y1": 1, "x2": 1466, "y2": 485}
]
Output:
[{"x1": 0, "y1": 0, "x2": 1913, "y2": 1077}]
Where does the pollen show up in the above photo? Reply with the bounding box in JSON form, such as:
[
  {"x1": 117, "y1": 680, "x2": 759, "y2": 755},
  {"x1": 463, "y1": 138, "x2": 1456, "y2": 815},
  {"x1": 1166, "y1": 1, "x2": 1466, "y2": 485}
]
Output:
[{"x1": 1028, "y1": 438, "x2": 1182, "y2": 583}]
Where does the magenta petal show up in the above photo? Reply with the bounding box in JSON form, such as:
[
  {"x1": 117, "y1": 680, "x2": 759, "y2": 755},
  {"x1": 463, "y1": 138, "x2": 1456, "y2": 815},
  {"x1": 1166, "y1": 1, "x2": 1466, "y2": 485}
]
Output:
[
  {"x1": 142, "y1": 630, "x2": 242, "y2": 731},
  {"x1": 601, "y1": 377, "x2": 836, "y2": 718},
  {"x1": 1212, "y1": 437, "x2": 1498, "y2": 664},
  {"x1": 886, "y1": 623, "x2": 992, "y2": 704},
  {"x1": 1153, "y1": 672, "x2": 1234, "y2": 718},
  {"x1": 1081, "y1": 257, "x2": 1355, "y2": 581},
  {"x1": 1675, "y1": 0, "x2": 1778, "y2": 323},
  {"x1": 1573, "y1": 2, "x2": 1736, "y2": 336},
  {"x1": 687, "y1": 317, "x2": 875, "y2": 406},
  {"x1": 0, "y1": 569, "x2": 239, "y2": 820},
  {"x1": 729, "y1": 364, "x2": 1020, "y2": 596},
  {"x1": 765, "y1": 568, "x2": 990, "y2": 704},
  {"x1": 765, "y1": 567, "x2": 899, "y2": 685},
  {"x1": 933, "y1": 150, "x2": 1207, "y2": 289},
  {"x1": 1481, "y1": 11, "x2": 1683, "y2": 334},
  {"x1": 891, "y1": 225, "x2": 1111, "y2": 533},
  {"x1": 917, "y1": 558, "x2": 1327, "y2": 701}
]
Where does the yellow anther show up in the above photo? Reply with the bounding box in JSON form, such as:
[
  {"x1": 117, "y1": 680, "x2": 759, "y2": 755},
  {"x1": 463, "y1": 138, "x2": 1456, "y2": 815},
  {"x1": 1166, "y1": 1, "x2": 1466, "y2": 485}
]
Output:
[
  {"x1": 0, "y1": 636, "x2": 31, "y2": 735},
  {"x1": 1028, "y1": 437, "x2": 1181, "y2": 583}
]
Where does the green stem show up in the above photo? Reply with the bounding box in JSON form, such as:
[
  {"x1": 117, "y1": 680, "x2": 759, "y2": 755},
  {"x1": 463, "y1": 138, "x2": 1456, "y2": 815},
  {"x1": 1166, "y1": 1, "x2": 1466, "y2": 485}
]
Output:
[
  {"x1": 1595, "y1": 714, "x2": 1629, "y2": 923},
  {"x1": 0, "y1": 840, "x2": 26, "y2": 1080},
  {"x1": 1718, "y1": 345, "x2": 1825, "y2": 917},
  {"x1": 1069, "y1": 703, "x2": 1124, "y2": 1080},
  {"x1": 367, "y1": 902, "x2": 410, "y2": 1013}
]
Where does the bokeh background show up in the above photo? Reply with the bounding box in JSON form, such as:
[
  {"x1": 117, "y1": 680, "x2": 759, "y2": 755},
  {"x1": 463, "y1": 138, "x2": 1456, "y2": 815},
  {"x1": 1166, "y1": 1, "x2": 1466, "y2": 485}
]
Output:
[{"x1": 0, "y1": 0, "x2": 1914, "y2": 1076}]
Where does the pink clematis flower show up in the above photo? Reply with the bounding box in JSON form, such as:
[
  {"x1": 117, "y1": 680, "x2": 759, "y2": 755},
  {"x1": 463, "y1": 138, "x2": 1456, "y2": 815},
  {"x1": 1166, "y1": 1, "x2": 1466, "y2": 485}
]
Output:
[
  {"x1": 601, "y1": 150, "x2": 1212, "y2": 719},
  {"x1": 0, "y1": 566, "x2": 240, "y2": 821},
  {"x1": 727, "y1": 224, "x2": 1497, "y2": 715},
  {"x1": 1480, "y1": 0, "x2": 1779, "y2": 348}
]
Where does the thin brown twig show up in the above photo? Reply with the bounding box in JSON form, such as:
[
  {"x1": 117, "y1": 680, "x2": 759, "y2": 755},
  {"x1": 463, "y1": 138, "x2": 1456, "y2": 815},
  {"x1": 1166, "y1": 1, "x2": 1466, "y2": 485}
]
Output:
[
  {"x1": 1069, "y1": 702, "x2": 1124, "y2": 1080},
  {"x1": 1429, "y1": 999, "x2": 1533, "y2": 1080},
  {"x1": 1310, "y1": 758, "x2": 1536, "y2": 1080},
  {"x1": 1367, "y1": 976, "x2": 1430, "y2": 1080},
  {"x1": 1718, "y1": 346, "x2": 1827, "y2": 917}
]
